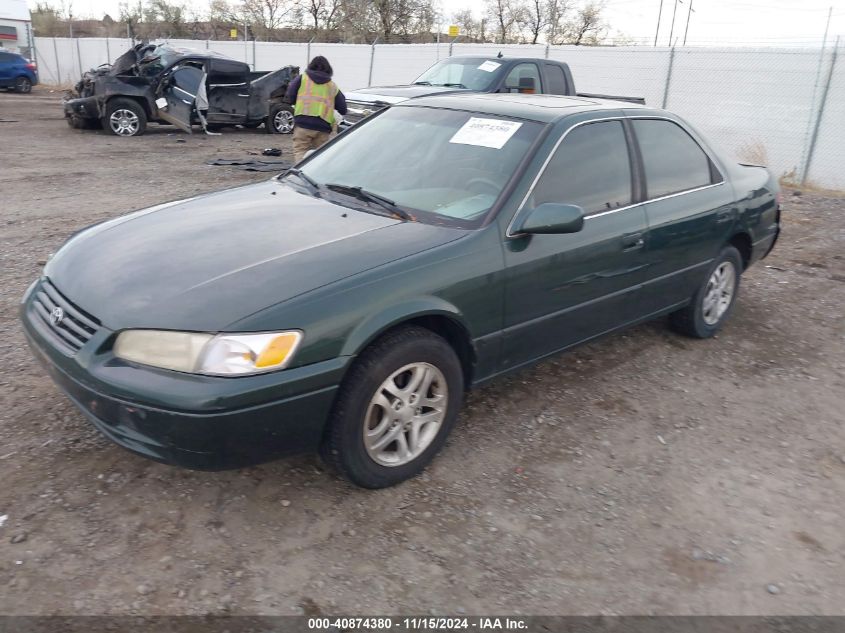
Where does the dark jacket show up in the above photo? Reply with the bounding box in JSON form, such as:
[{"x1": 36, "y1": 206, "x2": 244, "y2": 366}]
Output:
[{"x1": 286, "y1": 69, "x2": 348, "y2": 133}]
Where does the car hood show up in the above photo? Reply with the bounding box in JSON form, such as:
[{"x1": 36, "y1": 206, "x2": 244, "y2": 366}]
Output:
[
  {"x1": 45, "y1": 180, "x2": 464, "y2": 332},
  {"x1": 346, "y1": 84, "x2": 470, "y2": 104}
]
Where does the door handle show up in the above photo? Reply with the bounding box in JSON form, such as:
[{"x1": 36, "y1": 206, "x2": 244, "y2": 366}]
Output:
[
  {"x1": 716, "y1": 209, "x2": 735, "y2": 224},
  {"x1": 621, "y1": 232, "x2": 645, "y2": 251}
]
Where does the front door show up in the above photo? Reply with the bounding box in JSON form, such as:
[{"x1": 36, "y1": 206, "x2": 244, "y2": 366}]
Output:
[
  {"x1": 501, "y1": 119, "x2": 650, "y2": 370},
  {"x1": 156, "y1": 64, "x2": 205, "y2": 133}
]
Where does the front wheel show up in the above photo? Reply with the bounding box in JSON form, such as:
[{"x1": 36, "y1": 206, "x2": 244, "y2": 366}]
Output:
[
  {"x1": 321, "y1": 325, "x2": 464, "y2": 488},
  {"x1": 670, "y1": 246, "x2": 742, "y2": 338},
  {"x1": 266, "y1": 104, "x2": 294, "y2": 134}
]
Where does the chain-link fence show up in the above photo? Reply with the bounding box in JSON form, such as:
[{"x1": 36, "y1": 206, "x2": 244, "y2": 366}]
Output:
[{"x1": 32, "y1": 36, "x2": 844, "y2": 190}]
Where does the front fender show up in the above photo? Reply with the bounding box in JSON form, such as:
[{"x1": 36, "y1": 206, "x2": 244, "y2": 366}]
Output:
[{"x1": 340, "y1": 296, "x2": 473, "y2": 358}]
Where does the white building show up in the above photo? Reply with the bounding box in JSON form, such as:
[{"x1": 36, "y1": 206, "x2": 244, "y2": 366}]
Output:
[{"x1": 0, "y1": 0, "x2": 32, "y2": 56}]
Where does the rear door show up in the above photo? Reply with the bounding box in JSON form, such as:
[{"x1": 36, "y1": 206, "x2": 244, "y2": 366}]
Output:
[
  {"x1": 156, "y1": 63, "x2": 205, "y2": 133},
  {"x1": 630, "y1": 117, "x2": 735, "y2": 311},
  {"x1": 0, "y1": 52, "x2": 14, "y2": 86},
  {"x1": 501, "y1": 118, "x2": 650, "y2": 370},
  {"x1": 205, "y1": 58, "x2": 250, "y2": 124}
]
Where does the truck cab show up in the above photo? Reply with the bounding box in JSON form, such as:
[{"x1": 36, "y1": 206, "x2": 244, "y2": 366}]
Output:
[{"x1": 341, "y1": 56, "x2": 642, "y2": 129}]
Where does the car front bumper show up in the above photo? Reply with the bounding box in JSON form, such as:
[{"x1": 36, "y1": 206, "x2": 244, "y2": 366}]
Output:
[
  {"x1": 20, "y1": 279, "x2": 347, "y2": 470},
  {"x1": 64, "y1": 96, "x2": 101, "y2": 120}
]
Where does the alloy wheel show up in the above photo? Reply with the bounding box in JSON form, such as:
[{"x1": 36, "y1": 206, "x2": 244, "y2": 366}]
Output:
[
  {"x1": 702, "y1": 261, "x2": 736, "y2": 325},
  {"x1": 109, "y1": 109, "x2": 140, "y2": 136},
  {"x1": 363, "y1": 362, "x2": 448, "y2": 467},
  {"x1": 274, "y1": 109, "x2": 294, "y2": 134}
]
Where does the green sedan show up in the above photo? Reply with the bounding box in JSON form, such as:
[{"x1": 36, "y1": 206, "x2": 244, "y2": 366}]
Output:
[{"x1": 21, "y1": 94, "x2": 780, "y2": 488}]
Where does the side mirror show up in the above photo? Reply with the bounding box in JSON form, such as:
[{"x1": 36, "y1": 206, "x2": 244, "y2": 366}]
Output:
[
  {"x1": 303, "y1": 149, "x2": 316, "y2": 159},
  {"x1": 514, "y1": 203, "x2": 585, "y2": 235}
]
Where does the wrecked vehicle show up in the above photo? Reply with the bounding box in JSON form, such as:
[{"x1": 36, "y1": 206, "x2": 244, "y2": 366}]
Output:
[{"x1": 64, "y1": 43, "x2": 299, "y2": 137}]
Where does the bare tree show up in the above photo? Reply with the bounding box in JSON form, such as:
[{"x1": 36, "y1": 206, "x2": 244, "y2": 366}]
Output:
[
  {"x1": 524, "y1": 0, "x2": 546, "y2": 44},
  {"x1": 544, "y1": 0, "x2": 571, "y2": 44},
  {"x1": 237, "y1": 0, "x2": 295, "y2": 38},
  {"x1": 486, "y1": 0, "x2": 524, "y2": 44},
  {"x1": 564, "y1": 1, "x2": 605, "y2": 45}
]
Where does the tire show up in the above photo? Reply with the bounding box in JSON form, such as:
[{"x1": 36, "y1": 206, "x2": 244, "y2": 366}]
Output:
[
  {"x1": 266, "y1": 103, "x2": 294, "y2": 134},
  {"x1": 321, "y1": 325, "x2": 464, "y2": 488},
  {"x1": 15, "y1": 76, "x2": 32, "y2": 93},
  {"x1": 670, "y1": 246, "x2": 742, "y2": 338},
  {"x1": 103, "y1": 98, "x2": 147, "y2": 137}
]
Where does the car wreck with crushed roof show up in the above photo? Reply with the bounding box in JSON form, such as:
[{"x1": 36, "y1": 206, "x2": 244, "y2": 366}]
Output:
[{"x1": 64, "y1": 43, "x2": 299, "y2": 137}]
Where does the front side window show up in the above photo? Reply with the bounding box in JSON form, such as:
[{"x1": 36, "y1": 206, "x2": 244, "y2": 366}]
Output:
[
  {"x1": 293, "y1": 107, "x2": 543, "y2": 228},
  {"x1": 633, "y1": 119, "x2": 715, "y2": 198},
  {"x1": 529, "y1": 121, "x2": 633, "y2": 214},
  {"x1": 503, "y1": 63, "x2": 542, "y2": 94}
]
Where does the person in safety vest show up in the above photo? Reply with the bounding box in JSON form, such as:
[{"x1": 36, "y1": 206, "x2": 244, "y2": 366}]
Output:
[{"x1": 285, "y1": 56, "x2": 348, "y2": 163}]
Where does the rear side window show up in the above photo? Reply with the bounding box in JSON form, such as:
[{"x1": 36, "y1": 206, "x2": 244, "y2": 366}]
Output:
[
  {"x1": 544, "y1": 64, "x2": 569, "y2": 94},
  {"x1": 530, "y1": 120, "x2": 632, "y2": 214},
  {"x1": 0, "y1": 53, "x2": 14, "y2": 63},
  {"x1": 633, "y1": 119, "x2": 715, "y2": 198}
]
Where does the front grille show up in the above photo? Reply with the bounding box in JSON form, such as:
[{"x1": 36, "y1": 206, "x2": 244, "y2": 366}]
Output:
[{"x1": 30, "y1": 279, "x2": 99, "y2": 354}]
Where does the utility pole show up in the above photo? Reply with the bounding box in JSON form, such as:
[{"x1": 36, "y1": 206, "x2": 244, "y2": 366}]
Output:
[
  {"x1": 682, "y1": 0, "x2": 694, "y2": 46},
  {"x1": 667, "y1": 0, "x2": 680, "y2": 47},
  {"x1": 654, "y1": 0, "x2": 664, "y2": 47}
]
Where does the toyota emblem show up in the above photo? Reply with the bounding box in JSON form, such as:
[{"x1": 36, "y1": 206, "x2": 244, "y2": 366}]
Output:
[{"x1": 49, "y1": 306, "x2": 64, "y2": 326}]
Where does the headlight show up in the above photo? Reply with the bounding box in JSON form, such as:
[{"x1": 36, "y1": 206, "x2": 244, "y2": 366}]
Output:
[{"x1": 113, "y1": 330, "x2": 302, "y2": 376}]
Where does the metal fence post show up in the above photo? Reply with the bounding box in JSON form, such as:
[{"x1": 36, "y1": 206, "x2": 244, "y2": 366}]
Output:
[
  {"x1": 368, "y1": 37, "x2": 379, "y2": 87},
  {"x1": 803, "y1": 36, "x2": 840, "y2": 186},
  {"x1": 75, "y1": 37, "x2": 83, "y2": 77},
  {"x1": 545, "y1": 43, "x2": 550, "y2": 59},
  {"x1": 307, "y1": 36, "x2": 313, "y2": 66},
  {"x1": 106, "y1": 37, "x2": 111, "y2": 63},
  {"x1": 52, "y1": 37, "x2": 61, "y2": 84},
  {"x1": 661, "y1": 46, "x2": 676, "y2": 109}
]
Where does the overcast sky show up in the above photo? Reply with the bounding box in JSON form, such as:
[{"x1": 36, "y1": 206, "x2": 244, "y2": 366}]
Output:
[{"x1": 31, "y1": 0, "x2": 845, "y2": 47}]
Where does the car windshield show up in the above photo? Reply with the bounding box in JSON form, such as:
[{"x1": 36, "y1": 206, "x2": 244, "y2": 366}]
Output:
[
  {"x1": 413, "y1": 58, "x2": 505, "y2": 92},
  {"x1": 293, "y1": 106, "x2": 542, "y2": 228}
]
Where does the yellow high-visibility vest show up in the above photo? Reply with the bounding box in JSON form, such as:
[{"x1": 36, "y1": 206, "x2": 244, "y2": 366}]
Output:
[{"x1": 294, "y1": 74, "x2": 338, "y2": 125}]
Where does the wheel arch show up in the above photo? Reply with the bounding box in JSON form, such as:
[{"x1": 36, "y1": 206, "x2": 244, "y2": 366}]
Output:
[
  {"x1": 340, "y1": 299, "x2": 477, "y2": 389},
  {"x1": 105, "y1": 94, "x2": 152, "y2": 119},
  {"x1": 728, "y1": 231, "x2": 752, "y2": 270}
]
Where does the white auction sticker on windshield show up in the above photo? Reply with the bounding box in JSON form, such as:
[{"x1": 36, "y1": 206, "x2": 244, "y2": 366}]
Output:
[
  {"x1": 477, "y1": 60, "x2": 501, "y2": 72},
  {"x1": 449, "y1": 117, "x2": 523, "y2": 149}
]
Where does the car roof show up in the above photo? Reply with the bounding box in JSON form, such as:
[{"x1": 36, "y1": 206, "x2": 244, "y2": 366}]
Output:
[{"x1": 399, "y1": 93, "x2": 650, "y2": 124}]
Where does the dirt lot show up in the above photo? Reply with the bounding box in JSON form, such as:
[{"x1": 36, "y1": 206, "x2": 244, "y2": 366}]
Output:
[{"x1": 0, "y1": 89, "x2": 843, "y2": 616}]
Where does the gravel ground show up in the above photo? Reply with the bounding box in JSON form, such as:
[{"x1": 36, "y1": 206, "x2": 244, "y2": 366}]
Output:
[{"x1": 0, "y1": 89, "x2": 843, "y2": 616}]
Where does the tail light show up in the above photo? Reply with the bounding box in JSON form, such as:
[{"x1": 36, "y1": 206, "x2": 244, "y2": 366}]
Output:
[{"x1": 26, "y1": 62, "x2": 37, "y2": 71}]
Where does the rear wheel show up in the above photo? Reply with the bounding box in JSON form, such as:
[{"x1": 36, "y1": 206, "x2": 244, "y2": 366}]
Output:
[
  {"x1": 321, "y1": 325, "x2": 464, "y2": 488},
  {"x1": 103, "y1": 98, "x2": 147, "y2": 137},
  {"x1": 14, "y1": 76, "x2": 32, "y2": 93},
  {"x1": 266, "y1": 103, "x2": 294, "y2": 134},
  {"x1": 670, "y1": 246, "x2": 742, "y2": 338}
]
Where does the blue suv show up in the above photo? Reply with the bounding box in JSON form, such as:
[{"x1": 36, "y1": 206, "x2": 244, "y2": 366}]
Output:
[{"x1": 0, "y1": 50, "x2": 38, "y2": 93}]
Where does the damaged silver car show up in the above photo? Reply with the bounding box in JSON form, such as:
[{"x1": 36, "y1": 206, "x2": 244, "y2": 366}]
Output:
[{"x1": 64, "y1": 43, "x2": 299, "y2": 137}]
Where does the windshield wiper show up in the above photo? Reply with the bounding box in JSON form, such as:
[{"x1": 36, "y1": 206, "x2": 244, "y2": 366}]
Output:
[
  {"x1": 324, "y1": 183, "x2": 412, "y2": 221},
  {"x1": 437, "y1": 82, "x2": 468, "y2": 88},
  {"x1": 282, "y1": 168, "x2": 319, "y2": 193},
  {"x1": 412, "y1": 80, "x2": 431, "y2": 85}
]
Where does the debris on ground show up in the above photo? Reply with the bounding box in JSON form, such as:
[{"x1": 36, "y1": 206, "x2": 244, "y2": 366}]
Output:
[{"x1": 208, "y1": 158, "x2": 291, "y2": 172}]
